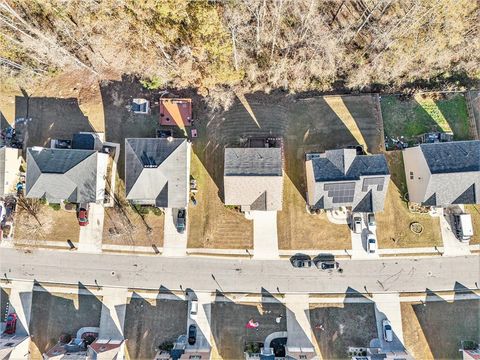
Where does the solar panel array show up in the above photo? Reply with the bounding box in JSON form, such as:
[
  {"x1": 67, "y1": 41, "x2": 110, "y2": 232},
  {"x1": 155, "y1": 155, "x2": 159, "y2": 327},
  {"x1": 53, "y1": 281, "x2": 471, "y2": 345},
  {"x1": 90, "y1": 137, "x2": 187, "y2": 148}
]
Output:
[
  {"x1": 362, "y1": 177, "x2": 384, "y2": 192},
  {"x1": 324, "y1": 182, "x2": 355, "y2": 203}
]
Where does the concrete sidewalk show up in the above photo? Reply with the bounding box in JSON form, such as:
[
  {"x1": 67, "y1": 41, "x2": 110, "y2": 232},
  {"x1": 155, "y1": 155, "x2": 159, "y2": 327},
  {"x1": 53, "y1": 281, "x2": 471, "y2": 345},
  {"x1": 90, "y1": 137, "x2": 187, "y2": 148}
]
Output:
[
  {"x1": 163, "y1": 208, "x2": 188, "y2": 257},
  {"x1": 78, "y1": 203, "x2": 104, "y2": 253},
  {"x1": 249, "y1": 211, "x2": 279, "y2": 259}
]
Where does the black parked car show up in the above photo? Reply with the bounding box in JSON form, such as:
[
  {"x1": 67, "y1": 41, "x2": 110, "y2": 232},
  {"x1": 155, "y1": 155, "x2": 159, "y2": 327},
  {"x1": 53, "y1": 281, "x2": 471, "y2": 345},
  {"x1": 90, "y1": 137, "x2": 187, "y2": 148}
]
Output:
[
  {"x1": 292, "y1": 259, "x2": 312, "y2": 268},
  {"x1": 188, "y1": 324, "x2": 197, "y2": 345},
  {"x1": 315, "y1": 260, "x2": 339, "y2": 270},
  {"x1": 177, "y1": 209, "x2": 186, "y2": 234}
]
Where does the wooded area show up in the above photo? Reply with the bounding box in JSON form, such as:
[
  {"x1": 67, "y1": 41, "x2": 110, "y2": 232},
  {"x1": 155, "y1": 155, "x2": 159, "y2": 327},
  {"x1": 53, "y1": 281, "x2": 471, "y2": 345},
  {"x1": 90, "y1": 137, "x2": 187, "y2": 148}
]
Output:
[{"x1": 0, "y1": 0, "x2": 478, "y2": 103}]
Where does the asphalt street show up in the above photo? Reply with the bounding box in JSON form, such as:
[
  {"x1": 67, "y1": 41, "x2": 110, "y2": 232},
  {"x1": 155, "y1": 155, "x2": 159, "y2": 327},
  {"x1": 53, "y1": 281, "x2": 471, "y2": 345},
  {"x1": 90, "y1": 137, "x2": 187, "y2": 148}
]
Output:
[{"x1": 0, "y1": 248, "x2": 478, "y2": 294}]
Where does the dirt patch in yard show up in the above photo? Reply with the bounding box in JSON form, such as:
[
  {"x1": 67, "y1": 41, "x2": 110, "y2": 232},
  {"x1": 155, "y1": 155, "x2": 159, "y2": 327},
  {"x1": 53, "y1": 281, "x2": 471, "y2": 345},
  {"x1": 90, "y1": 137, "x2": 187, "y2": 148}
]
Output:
[
  {"x1": 401, "y1": 297, "x2": 480, "y2": 359},
  {"x1": 278, "y1": 176, "x2": 350, "y2": 250},
  {"x1": 29, "y1": 286, "x2": 102, "y2": 359},
  {"x1": 376, "y1": 151, "x2": 442, "y2": 248},
  {"x1": 14, "y1": 203, "x2": 80, "y2": 245},
  {"x1": 188, "y1": 152, "x2": 253, "y2": 249},
  {"x1": 310, "y1": 301, "x2": 378, "y2": 360}
]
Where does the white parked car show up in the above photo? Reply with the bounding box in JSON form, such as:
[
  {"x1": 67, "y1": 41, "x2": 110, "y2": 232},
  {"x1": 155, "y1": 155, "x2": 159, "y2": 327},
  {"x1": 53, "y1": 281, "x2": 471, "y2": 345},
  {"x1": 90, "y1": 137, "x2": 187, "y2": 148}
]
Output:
[
  {"x1": 189, "y1": 300, "x2": 198, "y2": 320},
  {"x1": 367, "y1": 234, "x2": 377, "y2": 254},
  {"x1": 367, "y1": 213, "x2": 376, "y2": 232},
  {"x1": 383, "y1": 319, "x2": 393, "y2": 342},
  {"x1": 352, "y1": 214, "x2": 363, "y2": 233}
]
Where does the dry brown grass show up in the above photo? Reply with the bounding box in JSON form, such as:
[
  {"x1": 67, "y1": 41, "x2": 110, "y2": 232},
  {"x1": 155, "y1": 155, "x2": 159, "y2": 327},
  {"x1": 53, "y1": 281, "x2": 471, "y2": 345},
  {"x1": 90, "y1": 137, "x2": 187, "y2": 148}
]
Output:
[
  {"x1": 376, "y1": 151, "x2": 442, "y2": 248},
  {"x1": 102, "y1": 179, "x2": 164, "y2": 247},
  {"x1": 401, "y1": 302, "x2": 434, "y2": 360},
  {"x1": 465, "y1": 204, "x2": 480, "y2": 245},
  {"x1": 277, "y1": 175, "x2": 351, "y2": 250},
  {"x1": 14, "y1": 204, "x2": 80, "y2": 244},
  {"x1": 187, "y1": 153, "x2": 253, "y2": 249}
]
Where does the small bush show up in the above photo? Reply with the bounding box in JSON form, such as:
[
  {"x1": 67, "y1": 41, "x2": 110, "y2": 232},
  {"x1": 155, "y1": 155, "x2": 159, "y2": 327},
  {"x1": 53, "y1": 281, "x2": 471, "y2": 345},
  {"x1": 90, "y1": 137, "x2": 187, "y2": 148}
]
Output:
[
  {"x1": 158, "y1": 341, "x2": 173, "y2": 351},
  {"x1": 140, "y1": 76, "x2": 163, "y2": 90},
  {"x1": 49, "y1": 203, "x2": 61, "y2": 211},
  {"x1": 134, "y1": 204, "x2": 150, "y2": 215},
  {"x1": 151, "y1": 207, "x2": 163, "y2": 216}
]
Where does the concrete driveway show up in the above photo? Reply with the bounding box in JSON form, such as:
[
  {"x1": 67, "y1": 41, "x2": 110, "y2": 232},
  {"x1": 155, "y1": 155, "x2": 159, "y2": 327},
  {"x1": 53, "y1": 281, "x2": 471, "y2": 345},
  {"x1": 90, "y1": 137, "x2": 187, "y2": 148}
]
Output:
[
  {"x1": 373, "y1": 293, "x2": 406, "y2": 353},
  {"x1": 440, "y1": 208, "x2": 471, "y2": 256},
  {"x1": 248, "y1": 211, "x2": 279, "y2": 259},
  {"x1": 350, "y1": 214, "x2": 379, "y2": 259},
  {"x1": 78, "y1": 203, "x2": 104, "y2": 253},
  {"x1": 163, "y1": 208, "x2": 187, "y2": 257},
  {"x1": 186, "y1": 292, "x2": 212, "y2": 352}
]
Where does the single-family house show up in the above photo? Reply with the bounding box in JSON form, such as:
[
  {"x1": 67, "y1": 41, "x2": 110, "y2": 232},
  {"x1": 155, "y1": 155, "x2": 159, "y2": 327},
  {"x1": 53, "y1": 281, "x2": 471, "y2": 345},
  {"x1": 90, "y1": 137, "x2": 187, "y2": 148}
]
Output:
[
  {"x1": 403, "y1": 140, "x2": 480, "y2": 207},
  {"x1": 125, "y1": 138, "x2": 190, "y2": 208},
  {"x1": 305, "y1": 148, "x2": 390, "y2": 212},
  {"x1": 224, "y1": 147, "x2": 283, "y2": 211},
  {"x1": 25, "y1": 147, "x2": 108, "y2": 204},
  {"x1": 0, "y1": 146, "x2": 22, "y2": 196}
]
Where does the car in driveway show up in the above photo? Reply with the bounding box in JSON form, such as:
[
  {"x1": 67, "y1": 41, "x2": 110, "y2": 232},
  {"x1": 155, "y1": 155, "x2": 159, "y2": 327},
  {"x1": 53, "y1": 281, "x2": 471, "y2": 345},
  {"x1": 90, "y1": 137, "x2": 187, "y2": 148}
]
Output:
[
  {"x1": 352, "y1": 214, "x2": 363, "y2": 233},
  {"x1": 3, "y1": 313, "x2": 17, "y2": 334},
  {"x1": 77, "y1": 205, "x2": 89, "y2": 226},
  {"x1": 315, "y1": 260, "x2": 339, "y2": 271},
  {"x1": 190, "y1": 300, "x2": 198, "y2": 320},
  {"x1": 382, "y1": 319, "x2": 393, "y2": 342},
  {"x1": 177, "y1": 209, "x2": 186, "y2": 234},
  {"x1": 367, "y1": 233, "x2": 377, "y2": 254},
  {"x1": 367, "y1": 213, "x2": 376, "y2": 232},
  {"x1": 188, "y1": 324, "x2": 197, "y2": 345},
  {"x1": 292, "y1": 258, "x2": 312, "y2": 268}
]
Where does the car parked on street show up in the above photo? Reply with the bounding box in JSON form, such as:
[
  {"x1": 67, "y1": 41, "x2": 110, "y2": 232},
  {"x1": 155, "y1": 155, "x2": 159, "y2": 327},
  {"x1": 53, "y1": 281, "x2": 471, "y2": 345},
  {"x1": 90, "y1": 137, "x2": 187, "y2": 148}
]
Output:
[
  {"x1": 188, "y1": 324, "x2": 197, "y2": 345},
  {"x1": 315, "y1": 260, "x2": 339, "y2": 270},
  {"x1": 190, "y1": 300, "x2": 198, "y2": 320},
  {"x1": 292, "y1": 258, "x2": 312, "y2": 268},
  {"x1": 382, "y1": 319, "x2": 393, "y2": 342},
  {"x1": 77, "y1": 205, "x2": 89, "y2": 226},
  {"x1": 177, "y1": 209, "x2": 186, "y2": 234},
  {"x1": 367, "y1": 234, "x2": 377, "y2": 254},
  {"x1": 367, "y1": 213, "x2": 376, "y2": 232},
  {"x1": 3, "y1": 313, "x2": 17, "y2": 334}
]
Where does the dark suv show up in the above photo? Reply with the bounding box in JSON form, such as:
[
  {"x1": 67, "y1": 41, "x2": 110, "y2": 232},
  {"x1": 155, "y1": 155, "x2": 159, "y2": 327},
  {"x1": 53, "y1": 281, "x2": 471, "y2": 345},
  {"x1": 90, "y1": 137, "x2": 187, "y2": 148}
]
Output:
[
  {"x1": 316, "y1": 260, "x2": 339, "y2": 270},
  {"x1": 177, "y1": 209, "x2": 186, "y2": 234},
  {"x1": 188, "y1": 324, "x2": 197, "y2": 345}
]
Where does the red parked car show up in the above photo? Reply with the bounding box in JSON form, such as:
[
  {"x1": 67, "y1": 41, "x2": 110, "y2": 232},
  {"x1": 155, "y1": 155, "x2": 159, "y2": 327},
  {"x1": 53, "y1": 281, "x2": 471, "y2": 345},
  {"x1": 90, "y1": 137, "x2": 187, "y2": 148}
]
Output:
[
  {"x1": 77, "y1": 207, "x2": 89, "y2": 226},
  {"x1": 4, "y1": 313, "x2": 17, "y2": 334}
]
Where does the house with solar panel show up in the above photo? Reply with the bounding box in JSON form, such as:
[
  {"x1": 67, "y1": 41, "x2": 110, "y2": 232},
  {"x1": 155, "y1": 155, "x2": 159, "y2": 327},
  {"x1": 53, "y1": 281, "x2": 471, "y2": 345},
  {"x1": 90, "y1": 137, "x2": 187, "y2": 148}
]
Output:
[
  {"x1": 224, "y1": 145, "x2": 284, "y2": 212},
  {"x1": 403, "y1": 140, "x2": 480, "y2": 207},
  {"x1": 124, "y1": 138, "x2": 190, "y2": 208},
  {"x1": 305, "y1": 148, "x2": 390, "y2": 212},
  {"x1": 25, "y1": 147, "x2": 108, "y2": 204}
]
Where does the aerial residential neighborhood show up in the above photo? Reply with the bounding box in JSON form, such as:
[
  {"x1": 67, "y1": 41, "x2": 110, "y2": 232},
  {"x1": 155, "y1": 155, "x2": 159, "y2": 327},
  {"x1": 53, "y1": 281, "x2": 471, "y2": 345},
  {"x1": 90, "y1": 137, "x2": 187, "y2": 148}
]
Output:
[{"x1": 0, "y1": 1, "x2": 479, "y2": 360}]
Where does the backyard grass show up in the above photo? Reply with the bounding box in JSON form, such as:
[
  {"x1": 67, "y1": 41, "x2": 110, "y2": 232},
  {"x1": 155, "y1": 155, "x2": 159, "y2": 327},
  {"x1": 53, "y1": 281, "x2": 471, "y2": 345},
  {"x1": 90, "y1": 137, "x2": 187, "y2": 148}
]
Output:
[
  {"x1": 310, "y1": 302, "x2": 378, "y2": 359},
  {"x1": 401, "y1": 299, "x2": 480, "y2": 359},
  {"x1": 14, "y1": 205, "x2": 80, "y2": 245},
  {"x1": 376, "y1": 151, "x2": 442, "y2": 248},
  {"x1": 187, "y1": 152, "x2": 254, "y2": 249},
  {"x1": 465, "y1": 204, "x2": 480, "y2": 245},
  {"x1": 278, "y1": 176, "x2": 351, "y2": 250},
  {"x1": 381, "y1": 93, "x2": 471, "y2": 141}
]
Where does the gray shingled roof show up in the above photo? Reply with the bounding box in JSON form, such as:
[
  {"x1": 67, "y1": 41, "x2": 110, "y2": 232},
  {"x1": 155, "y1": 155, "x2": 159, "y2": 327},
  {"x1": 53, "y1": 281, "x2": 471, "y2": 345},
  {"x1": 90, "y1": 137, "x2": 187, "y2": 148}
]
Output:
[
  {"x1": 26, "y1": 147, "x2": 101, "y2": 203},
  {"x1": 224, "y1": 148, "x2": 283, "y2": 211},
  {"x1": 306, "y1": 149, "x2": 390, "y2": 212},
  {"x1": 125, "y1": 138, "x2": 189, "y2": 208},
  {"x1": 421, "y1": 141, "x2": 480, "y2": 174}
]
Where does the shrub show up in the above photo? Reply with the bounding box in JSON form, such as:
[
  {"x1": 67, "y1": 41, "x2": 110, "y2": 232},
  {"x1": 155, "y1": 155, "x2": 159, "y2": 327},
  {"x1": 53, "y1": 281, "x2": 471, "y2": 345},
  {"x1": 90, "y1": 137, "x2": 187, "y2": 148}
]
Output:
[
  {"x1": 151, "y1": 207, "x2": 163, "y2": 216},
  {"x1": 140, "y1": 76, "x2": 163, "y2": 90},
  {"x1": 49, "y1": 203, "x2": 61, "y2": 211}
]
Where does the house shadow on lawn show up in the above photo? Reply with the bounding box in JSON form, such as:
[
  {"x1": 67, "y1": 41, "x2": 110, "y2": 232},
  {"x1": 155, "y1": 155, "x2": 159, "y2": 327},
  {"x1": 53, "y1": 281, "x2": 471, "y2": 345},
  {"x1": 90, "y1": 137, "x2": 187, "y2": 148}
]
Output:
[
  {"x1": 211, "y1": 287, "x2": 287, "y2": 360},
  {"x1": 309, "y1": 287, "x2": 378, "y2": 360},
  {"x1": 124, "y1": 287, "x2": 187, "y2": 360},
  {"x1": 410, "y1": 283, "x2": 480, "y2": 360},
  {"x1": 14, "y1": 96, "x2": 95, "y2": 149},
  {"x1": 29, "y1": 282, "x2": 102, "y2": 358}
]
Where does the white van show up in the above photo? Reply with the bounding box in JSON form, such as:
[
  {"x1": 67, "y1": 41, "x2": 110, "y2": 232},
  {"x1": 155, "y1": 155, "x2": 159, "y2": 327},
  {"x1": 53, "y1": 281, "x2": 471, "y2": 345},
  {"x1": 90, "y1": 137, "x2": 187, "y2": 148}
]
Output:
[
  {"x1": 453, "y1": 213, "x2": 473, "y2": 242},
  {"x1": 190, "y1": 300, "x2": 198, "y2": 320}
]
